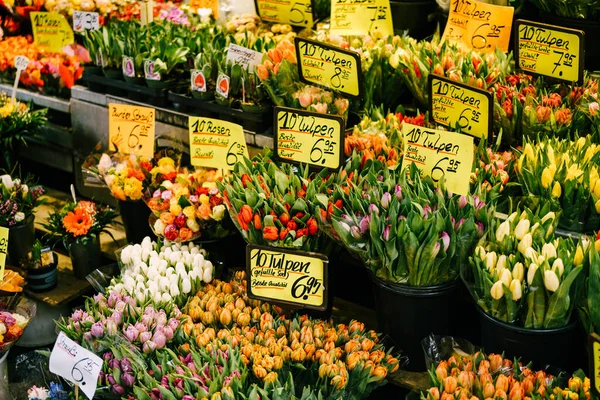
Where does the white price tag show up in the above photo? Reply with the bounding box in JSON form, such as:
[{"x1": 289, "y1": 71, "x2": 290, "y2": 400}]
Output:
[
  {"x1": 225, "y1": 44, "x2": 264, "y2": 72},
  {"x1": 216, "y1": 73, "x2": 230, "y2": 98},
  {"x1": 191, "y1": 69, "x2": 207, "y2": 92},
  {"x1": 144, "y1": 59, "x2": 161, "y2": 80},
  {"x1": 14, "y1": 56, "x2": 29, "y2": 71},
  {"x1": 49, "y1": 332, "x2": 102, "y2": 400},
  {"x1": 73, "y1": 11, "x2": 99, "y2": 32}
]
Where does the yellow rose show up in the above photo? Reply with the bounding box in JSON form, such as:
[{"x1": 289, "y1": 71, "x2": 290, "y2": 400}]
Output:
[
  {"x1": 199, "y1": 194, "x2": 209, "y2": 205},
  {"x1": 170, "y1": 203, "x2": 182, "y2": 216},
  {"x1": 123, "y1": 177, "x2": 143, "y2": 200},
  {"x1": 202, "y1": 181, "x2": 217, "y2": 190},
  {"x1": 183, "y1": 206, "x2": 196, "y2": 220},
  {"x1": 158, "y1": 157, "x2": 175, "y2": 167},
  {"x1": 173, "y1": 186, "x2": 190, "y2": 198}
]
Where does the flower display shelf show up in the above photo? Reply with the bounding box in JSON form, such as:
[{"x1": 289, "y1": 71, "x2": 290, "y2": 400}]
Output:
[{"x1": 84, "y1": 74, "x2": 170, "y2": 107}]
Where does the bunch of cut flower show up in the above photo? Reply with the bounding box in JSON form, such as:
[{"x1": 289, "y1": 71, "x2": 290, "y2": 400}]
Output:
[
  {"x1": 422, "y1": 351, "x2": 591, "y2": 400},
  {"x1": 471, "y1": 146, "x2": 514, "y2": 198},
  {"x1": 89, "y1": 152, "x2": 153, "y2": 201},
  {"x1": 464, "y1": 207, "x2": 587, "y2": 329},
  {"x1": 0, "y1": 173, "x2": 45, "y2": 229},
  {"x1": 394, "y1": 34, "x2": 512, "y2": 108},
  {"x1": 328, "y1": 163, "x2": 494, "y2": 285},
  {"x1": 514, "y1": 137, "x2": 600, "y2": 232},
  {"x1": 219, "y1": 151, "x2": 330, "y2": 253}
]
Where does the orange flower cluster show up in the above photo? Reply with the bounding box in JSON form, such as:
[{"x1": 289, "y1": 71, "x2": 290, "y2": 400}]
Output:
[
  {"x1": 256, "y1": 40, "x2": 296, "y2": 81},
  {"x1": 63, "y1": 202, "x2": 95, "y2": 237},
  {"x1": 0, "y1": 36, "x2": 39, "y2": 73}
]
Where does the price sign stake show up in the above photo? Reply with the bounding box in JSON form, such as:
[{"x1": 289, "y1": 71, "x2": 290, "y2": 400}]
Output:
[
  {"x1": 442, "y1": 0, "x2": 514, "y2": 52},
  {"x1": 428, "y1": 74, "x2": 493, "y2": 141},
  {"x1": 12, "y1": 56, "x2": 29, "y2": 103},
  {"x1": 108, "y1": 103, "x2": 155, "y2": 159},
  {"x1": 50, "y1": 332, "x2": 102, "y2": 400},
  {"x1": 30, "y1": 12, "x2": 75, "y2": 52},
  {"x1": 246, "y1": 244, "x2": 328, "y2": 311},
  {"x1": 401, "y1": 123, "x2": 474, "y2": 196},
  {"x1": 188, "y1": 117, "x2": 249, "y2": 170},
  {"x1": 0, "y1": 227, "x2": 8, "y2": 278},
  {"x1": 73, "y1": 11, "x2": 99, "y2": 32},
  {"x1": 514, "y1": 20, "x2": 584, "y2": 84},
  {"x1": 330, "y1": 0, "x2": 393, "y2": 37},
  {"x1": 274, "y1": 106, "x2": 344, "y2": 169},
  {"x1": 295, "y1": 37, "x2": 363, "y2": 98},
  {"x1": 255, "y1": 0, "x2": 314, "y2": 28}
]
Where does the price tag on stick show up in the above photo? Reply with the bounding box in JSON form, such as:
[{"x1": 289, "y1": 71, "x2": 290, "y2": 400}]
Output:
[
  {"x1": 50, "y1": 332, "x2": 102, "y2": 400},
  {"x1": 189, "y1": 117, "x2": 249, "y2": 170},
  {"x1": 514, "y1": 20, "x2": 584, "y2": 84},
  {"x1": 401, "y1": 123, "x2": 474, "y2": 196},
  {"x1": 330, "y1": 0, "x2": 393, "y2": 37},
  {"x1": 295, "y1": 37, "x2": 363, "y2": 98},
  {"x1": 441, "y1": 0, "x2": 514, "y2": 52},
  {"x1": 0, "y1": 227, "x2": 8, "y2": 278},
  {"x1": 108, "y1": 103, "x2": 155, "y2": 159},
  {"x1": 73, "y1": 11, "x2": 99, "y2": 32},
  {"x1": 255, "y1": 0, "x2": 314, "y2": 28},
  {"x1": 428, "y1": 74, "x2": 493, "y2": 141},
  {"x1": 274, "y1": 106, "x2": 344, "y2": 169},
  {"x1": 12, "y1": 56, "x2": 29, "y2": 103},
  {"x1": 30, "y1": 12, "x2": 75, "y2": 52},
  {"x1": 246, "y1": 244, "x2": 328, "y2": 311}
]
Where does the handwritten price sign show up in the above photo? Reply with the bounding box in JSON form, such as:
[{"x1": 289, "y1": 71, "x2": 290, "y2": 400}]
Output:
[
  {"x1": 30, "y1": 12, "x2": 74, "y2": 53},
  {"x1": 428, "y1": 75, "x2": 492, "y2": 141},
  {"x1": 246, "y1": 244, "x2": 328, "y2": 310},
  {"x1": 401, "y1": 123, "x2": 474, "y2": 196},
  {"x1": 0, "y1": 227, "x2": 8, "y2": 278},
  {"x1": 442, "y1": 0, "x2": 514, "y2": 52},
  {"x1": 108, "y1": 103, "x2": 155, "y2": 159},
  {"x1": 295, "y1": 37, "x2": 363, "y2": 98},
  {"x1": 226, "y1": 44, "x2": 264, "y2": 72},
  {"x1": 330, "y1": 0, "x2": 393, "y2": 37},
  {"x1": 73, "y1": 11, "x2": 99, "y2": 32},
  {"x1": 49, "y1": 332, "x2": 103, "y2": 400},
  {"x1": 255, "y1": 0, "x2": 314, "y2": 28},
  {"x1": 274, "y1": 107, "x2": 344, "y2": 169},
  {"x1": 189, "y1": 117, "x2": 249, "y2": 170},
  {"x1": 590, "y1": 334, "x2": 600, "y2": 396},
  {"x1": 515, "y1": 20, "x2": 584, "y2": 84}
]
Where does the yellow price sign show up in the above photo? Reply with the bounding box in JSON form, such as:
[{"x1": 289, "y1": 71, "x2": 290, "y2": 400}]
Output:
[
  {"x1": 330, "y1": 0, "x2": 393, "y2": 37},
  {"x1": 515, "y1": 20, "x2": 584, "y2": 84},
  {"x1": 189, "y1": 117, "x2": 249, "y2": 170},
  {"x1": 590, "y1": 334, "x2": 600, "y2": 395},
  {"x1": 401, "y1": 123, "x2": 474, "y2": 196},
  {"x1": 255, "y1": 0, "x2": 313, "y2": 28},
  {"x1": 246, "y1": 244, "x2": 328, "y2": 310},
  {"x1": 30, "y1": 12, "x2": 75, "y2": 53},
  {"x1": 0, "y1": 227, "x2": 8, "y2": 278},
  {"x1": 428, "y1": 75, "x2": 493, "y2": 141},
  {"x1": 274, "y1": 107, "x2": 344, "y2": 169},
  {"x1": 108, "y1": 103, "x2": 156, "y2": 159},
  {"x1": 442, "y1": 0, "x2": 514, "y2": 53},
  {"x1": 295, "y1": 37, "x2": 363, "y2": 98}
]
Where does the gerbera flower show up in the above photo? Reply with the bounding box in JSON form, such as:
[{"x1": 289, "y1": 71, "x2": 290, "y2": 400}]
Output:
[{"x1": 63, "y1": 208, "x2": 93, "y2": 236}]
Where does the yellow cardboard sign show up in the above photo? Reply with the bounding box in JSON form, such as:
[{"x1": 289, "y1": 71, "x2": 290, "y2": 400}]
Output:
[
  {"x1": 275, "y1": 107, "x2": 344, "y2": 169},
  {"x1": 295, "y1": 37, "x2": 363, "y2": 98},
  {"x1": 255, "y1": 0, "x2": 313, "y2": 28},
  {"x1": 429, "y1": 75, "x2": 493, "y2": 141},
  {"x1": 108, "y1": 103, "x2": 156, "y2": 159},
  {"x1": 402, "y1": 123, "x2": 474, "y2": 196},
  {"x1": 247, "y1": 245, "x2": 327, "y2": 309},
  {"x1": 442, "y1": 0, "x2": 514, "y2": 52},
  {"x1": 30, "y1": 12, "x2": 75, "y2": 53},
  {"x1": 0, "y1": 227, "x2": 8, "y2": 278},
  {"x1": 330, "y1": 0, "x2": 393, "y2": 37},
  {"x1": 189, "y1": 117, "x2": 249, "y2": 170},
  {"x1": 515, "y1": 20, "x2": 584, "y2": 84},
  {"x1": 594, "y1": 340, "x2": 600, "y2": 393}
]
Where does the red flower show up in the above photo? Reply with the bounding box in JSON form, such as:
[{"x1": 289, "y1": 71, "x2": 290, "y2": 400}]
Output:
[
  {"x1": 263, "y1": 226, "x2": 278, "y2": 241},
  {"x1": 307, "y1": 218, "x2": 318, "y2": 236},
  {"x1": 174, "y1": 214, "x2": 186, "y2": 229},
  {"x1": 253, "y1": 214, "x2": 262, "y2": 230},
  {"x1": 279, "y1": 213, "x2": 290, "y2": 226},
  {"x1": 241, "y1": 174, "x2": 252, "y2": 188},
  {"x1": 287, "y1": 221, "x2": 297, "y2": 231},
  {"x1": 279, "y1": 228, "x2": 289, "y2": 240},
  {"x1": 240, "y1": 205, "x2": 253, "y2": 224}
]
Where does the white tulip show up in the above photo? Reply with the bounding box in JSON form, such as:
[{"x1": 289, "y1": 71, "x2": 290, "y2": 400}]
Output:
[
  {"x1": 175, "y1": 261, "x2": 186, "y2": 274},
  {"x1": 170, "y1": 284, "x2": 180, "y2": 297},
  {"x1": 140, "y1": 262, "x2": 149, "y2": 273},
  {"x1": 132, "y1": 256, "x2": 142, "y2": 267},
  {"x1": 203, "y1": 267, "x2": 213, "y2": 283},
  {"x1": 189, "y1": 270, "x2": 197, "y2": 281},
  {"x1": 509, "y1": 279, "x2": 522, "y2": 300},
  {"x1": 500, "y1": 269, "x2": 512, "y2": 287},
  {"x1": 163, "y1": 247, "x2": 173, "y2": 259},
  {"x1": 170, "y1": 274, "x2": 179, "y2": 285},
  {"x1": 133, "y1": 265, "x2": 141, "y2": 276},
  {"x1": 552, "y1": 258, "x2": 564, "y2": 277},
  {"x1": 541, "y1": 211, "x2": 556, "y2": 224},
  {"x1": 512, "y1": 262, "x2": 524, "y2": 281},
  {"x1": 496, "y1": 221, "x2": 510, "y2": 242},
  {"x1": 530, "y1": 222, "x2": 540, "y2": 235},
  {"x1": 544, "y1": 270, "x2": 560, "y2": 292},
  {"x1": 158, "y1": 260, "x2": 168, "y2": 273},
  {"x1": 180, "y1": 244, "x2": 189, "y2": 252},
  {"x1": 514, "y1": 219, "x2": 530, "y2": 240},
  {"x1": 190, "y1": 247, "x2": 199, "y2": 255},
  {"x1": 165, "y1": 267, "x2": 175, "y2": 277},
  {"x1": 150, "y1": 250, "x2": 159, "y2": 259},
  {"x1": 161, "y1": 293, "x2": 172, "y2": 302},
  {"x1": 181, "y1": 278, "x2": 192, "y2": 294},
  {"x1": 527, "y1": 263, "x2": 539, "y2": 285},
  {"x1": 159, "y1": 277, "x2": 170, "y2": 291},
  {"x1": 142, "y1": 236, "x2": 152, "y2": 247},
  {"x1": 170, "y1": 251, "x2": 181, "y2": 265},
  {"x1": 0, "y1": 175, "x2": 14, "y2": 190},
  {"x1": 146, "y1": 269, "x2": 156, "y2": 281},
  {"x1": 496, "y1": 255, "x2": 507, "y2": 271},
  {"x1": 121, "y1": 246, "x2": 133, "y2": 265},
  {"x1": 136, "y1": 290, "x2": 146, "y2": 303},
  {"x1": 475, "y1": 246, "x2": 487, "y2": 261},
  {"x1": 153, "y1": 291, "x2": 162, "y2": 303},
  {"x1": 524, "y1": 247, "x2": 537, "y2": 261},
  {"x1": 490, "y1": 281, "x2": 504, "y2": 300},
  {"x1": 541, "y1": 243, "x2": 557, "y2": 260},
  {"x1": 507, "y1": 212, "x2": 518, "y2": 222},
  {"x1": 518, "y1": 233, "x2": 533, "y2": 254},
  {"x1": 200, "y1": 249, "x2": 208, "y2": 257},
  {"x1": 141, "y1": 247, "x2": 150, "y2": 262},
  {"x1": 148, "y1": 281, "x2": 158, "y2": 293},
  {"x1": 184, "y1": 253, "x2": 193, "y2": 266}
]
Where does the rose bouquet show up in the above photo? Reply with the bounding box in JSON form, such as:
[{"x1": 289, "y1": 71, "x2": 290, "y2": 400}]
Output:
[
  {"x1": 92, "y1": 152, "x2": 153, "y2": 201},
  {"x1": 329, "y1": 163, "x2": 494, "y2": 285},
  {"x1": 0, "y1": 297, "x2": 35, "y2": 353},
  {"x1": 112, "y1": 237, "x2": 214, "y2": 306},
  {"x1": 219, "y1": 152, "x2": 329, "y2": 253},
  {"x1": 464, "y1": 208, "x2": 587, "y2": 329}
]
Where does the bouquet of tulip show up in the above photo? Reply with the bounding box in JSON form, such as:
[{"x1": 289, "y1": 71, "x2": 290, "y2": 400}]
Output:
[
  {"x1": 470, "y1": 148, "x2": 514, "y2": 197},
  {"x1": 394, "y1": 35, "x2": 512, "y2": 108},
  {"x1": 0, "y1": 173, "x2": 45, "y2": 228},
  {"x1": 112, "y1": 237, "x2": 214, "y2": 306},
  {"x1": 92, "y1": 152, "x2": 153, "y2": 201},
  {"x1": 423, "y1": 351, "x2": 591, "y2": 400},
  {"x1": 464, "y1": 208, "x2": 587, "y2": 329},
  {"x1": 43, "y1": 199, "x2": 118, "y2": 249},
  {"x1": 578, "y1": 231, "x2": 600, "y2": 335},
  {"x1": 515, "y1": 137, "x2": 600, "y2": 232},
  {"x1": 219, "y1": 153, "x2": 328, "y2": 253},
  {"x1": 329, "y1": 163, "x2": 493, "y2": 285}
]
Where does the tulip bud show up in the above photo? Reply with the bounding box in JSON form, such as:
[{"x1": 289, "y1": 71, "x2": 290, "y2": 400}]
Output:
[
  {"x1": 509, "y1": 279, "x2": 522, "y2": 300},
  {"x1": 483, "y1": 383, "x2": 495, "y2": 398},
  {"x1": 507, "y1": 212, "x2": 518, "y2": 222},
  {"x1": 518, "y1": 233, "x2": 533, "y2": 254},
  {"x1": 381, "y1": 192, "x2": 391, "y2": 209},
  {"x1": 476, "y1": 246, "x2": 487, "y2": 261},
  {"x1": 512, "y1": 262, "x2": 524, "y2": 281},
  {"x1": 527, "y1": 263, "x2": 539, "y2": 285},
  {"x1": 574, "y1": 246, "x2": 584, "y2": 266},
  {"x1": 541, "y1": 167, "x2": 554, "y2": 189},
  {"x1": 496, "y1": 255, "x2": 507, "y2": 271},
  {"x1": 443, "y1": 376, "x2": 458, "y2": 393},
  {"x1": 541, "y1": 243, "x2": 557, "y2": 260},
  {"x1": 514, "y1": 219, "x2": 530, "y2": 240},
  {"x1": 541, "y1": 212, "x2": 556, "y2": 224},
  {"x1": 500, "y1": 269, "x2": 512, "y2": 287},
  {"x1": 485, "y1": 251, "x2": 498, "y2": 270},
  {"x1": 551, "y1": 182, "x2": 562, "y2": 198},
  {"x1": 543, "y1": 270, "x2": 560, "y2": 292},
  {"x1": 440, "y1": 232, "x2": 450, "y2": 252},
  {"x1": 496, "y1": 221, "x2": 510, "y2": 242},
  {"x1": 490, "y1": 281, "x2": 504, "y2": 300},
  {"x1": 552, "y1": 258, "x2": 564, "y2": 277}
]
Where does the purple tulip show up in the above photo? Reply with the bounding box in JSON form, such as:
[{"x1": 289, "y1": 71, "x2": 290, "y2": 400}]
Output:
[
  {"x1": 350, "y1": 226, "x2": 361, "y2": 239},
  {"x1": 107, "y1": 292, "x2": 121, "y2": 308},
  {"x1": 82, "y1": 332, "x2": 92, "y2": 342},
  {"x1": 168, "y1": 318, "x2": 179, "y2": 330},
  {"x1": 423, "y1": 205, "x2": 431, "y2": 219},
  {"x1": 432, "y1": 242, "x2": 441, "y2": 258},
  {"x1": 153, "y1": 330, "x2": 167, "y2": 349},
  {"x1": 106, "y1": 320, "x2": 118, "y2": 336},
  {"x1": 381, "y1": 192, "x2": 391, "y2": 209},
  {"x1": 440, "y1": 232, "x2": 450, "y2": 252},
  {"x1": 108, "y1": 358, "x2": 120, "y2": 370},
  {"x1": 98, "y1": 371, "x2": 106, "y2": 385},
  {"x1": 378, "y1": 175, "x2": 384, "y2": 181},
  {"x1": 121, "y1": 373, "x2": 135, "y2": 387},
  {"x1": 111, "y1": 385, "x2": 125, "y2": 395},
  {"x1": 476, "y1": 221, "x2": 484, "y2": 237},
  {"x1": 121, "y1": 357, "x2": 133, "y2": 374},
  {"x1": 182, "y1": 396, "x2": 195, "y2": 400},
  {"x1": 91, "y1": 322, "x2": 104, "y2": 338},
  {"x1": 155, "y1": 311, "x2": 167, "y2": 327},
  {"x1": 160, "y1": 376, "x2": 169, "y2": 388},
  {"x1": 455, "y1": 218, "x2": 465, "y2": 230},
  {"x1": 114, "y1": 301, "x2": 126, "y2": 313},
  {"x1": 474, "y1": 195, "x2": 484, "y2": 210},
  {"x1": 458, "y1": 195, "x2": 468, "y2": 209},
  {"x1": 368, "y1": 204, "x2": 379, "y2": 216},
  {"x1": 394, "y1": 184, "x2": 403, "y2": 201},
  {"x1": 135, "y1": 322, "x2": 148, "y2": 333},
  {"x1": 71, "y1": 309, "x2": 84, "y2": 322},
  {"x1": 162, "y1": 326, "x2": 174, "y2": 340},
  {"x1": 84, "y1": 315, "x2": 95, "y2": 323},
  {"x1": 139, "y1": 331, "x2": 152, "y2": 344},
  {"x1": 107, "y1": 374, "x2": 116, "y2": 386},
  {"x1": 143, "y1": 340, "x2": 157, "y2": 354},
  {"x1": 151, "y1": 388, "x2": 163, "y2": 400},
  {"x1": 93, "y1": 293, "x2": 106, "y2": 303},
  {"x1": 123, "y1": 325, "x2": 139, "y2": 342},
  {"x1": 383, "y1": 225, "x2": 391, "y2": 241},
  {"x1": 359, "y1": 216, "x2": 370, "y2": 234},
  {"x1": 141, "y1": 314, "x2": 154, "y2": 327},
  {"x1": 102, "y1": 352, "x2": 113, "y2": 362}
]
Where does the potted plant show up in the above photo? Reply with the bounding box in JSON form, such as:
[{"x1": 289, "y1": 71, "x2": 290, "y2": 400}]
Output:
[
  {"x1": 190, "y1": 50, "x2": 219, "y2": 101},
  {"x1": 240, "y1": 68, "x2": 270, "y2": 113},
  {"x1": 43, "y1": 199, "x2": 118, "y2": 280},
  {"x1": 87, "y1": 23, "x2": 125, "y2": 80},
  {"x1": 0, "y1": 173, "x2": 45, "y2": 266},
  {"x1": 24, "y1": 240, "x2": 58, "y2": 292},
  {"x1": 121, "y1": 21, "x2": 148, "y2": 85},
  {"x1": 146, "y1": 31, "x2": 190, "y2": 89}
]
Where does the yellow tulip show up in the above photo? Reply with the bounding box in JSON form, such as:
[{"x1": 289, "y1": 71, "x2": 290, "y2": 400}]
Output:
[
  {"x1": 510, "y1": 279, "x2": 522, "y2": 300},
  {"x1": 552, "y1": 182, "x2": 561, "y2": 198},
  {"x1": 512, "y1": 262, "x2": 524, "y2": 281},
  {"x1": 527, "y1": 263, "x2": 539, "y2": 285},
  {"x1": 543, "y1": 270, "x2": 560, "y2": 292},
  {"x1": 576, "y1": 136, "x2": 586, "y2": 150},
  {"x1": 514, "y1": 219, "x2": 530, "y2": 240},
  {"x1": 517, "y1": 155, "x2": 525, "y2": 173},
  {"x1": 523, "y1": 143, "x2": 535, "y2": 162},
  {"x1": 566, "y1": 164, "x2": 583, "y2": 181},
  {"x1": 596, "y1": 200, "x2": 600, "y2": 214},
  {"x1": 490, "y1": 281, "x2": 504, "y2": 300},
  {"x1": 542, "y1": 243, "x2": 557, "y2": 259},
  {"x1": 594, "y1": 181, "x2": 600, "y2": 198},
  {"x1": 541, "y1": 167, "x2": 554, "y2": 189},
  {"x1": 495, "y1": 220, "x2": 510, "y2": 242},
  {"x1": 518, "y1": 233, "x2": 533, "y2": 254},
  {"x1": 595, "y1": 240, "x2": 600, "y2": 253},
  {"x1": 552, "y1": 258, "x2": 564, "y2": 277},
  {"x1": 574, "y1": 246, "x2": 584, "y2": 266}
]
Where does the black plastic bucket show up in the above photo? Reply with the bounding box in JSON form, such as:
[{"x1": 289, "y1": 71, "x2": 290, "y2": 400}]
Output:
[
  {"x1": 390, "y1": 0, "x2": 438, "y2": 40},
  {"x1": 370, "y1": 273, "x2": 458, "y2": 371},
  {"x1": 7, "y1": 216, "x2": 35, "y2": 267},
  {"x1": 27, "y1": 253, "x2": 58, "y2": 292},
  {"x1": 118, "y1": 200, "x2": 155, "y2": 244},
  {"x1": 478, "y1": 308, "x2": 579, "y2": 369}
]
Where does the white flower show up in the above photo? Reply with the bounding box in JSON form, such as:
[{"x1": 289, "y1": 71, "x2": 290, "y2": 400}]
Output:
[
  {"x1": 490, "y1": 281, "x2": 504, "y2": 300},
  {"x1": 175, "y1": 261, "x2": 186, "y2": 274},
  {"x1": 485, "y1": 252, "x2": 497, "y2": 270},
  {"x1": 189, "y1": 270, "x2": 197, "y2": 281},
  {"x1": 475, "y1": 246, "x2": 487, "y2": 261},
  {"x1": 197, "y1": 7, "x2": 213, "y2": 23},
  {"x1": 142, "y1": 236, "x2": 153, "y2": 248},
  {"x1": 500, "y1": 269, "x2": 512, "y2": 287},
  {"x1": 163, "y1": 247, "x2": 173, "y2": 259},
  {"x1": 162, "y1": 180, "x2": 173, "y2": 189},
  {"x1": 170, "y1": 284, "x2": 180, "y2": 297},
  {"x1": 193, "y1": 254, "x2": 205, "y2": 269},
  {"x1": 121, "y1": 246, "x2": 133, "y2": 265},
  {"x1": 507, "y1": 212, "x2": 517, "y2": 223},
  {"x1": 187, "y1": 218, "x2": 200, "y2": 233},
  {"x1": 181, "y1": 278, "x2": 192, "y2": 294},
  {"x1": 495, "y1": 221, "x2": 510, "y2": 242},
  {"x1": 541, "y1": 212, "x2": 556, "y2": 224},
  {"x1": 199, "y1": 249, "x2": 208, "y2": 257},
  {"x1": 21, "y1": 184, "x2": 28, "y2": 195},
  {"x1": 509, "y1": 279, "x2": 522, "y2": 300},
  {"x1": 141, "y1": 246, "x2": 151, "y2": 262},
  {"x1": 153, "y1": 291, "x2": 162, "y2": 303},
  {"x1": 211, "y1": 204, "x2": 226, "y2": 221},
  {"x1": 518, "y1": 233, "x2": 533, "y2": 254},
  {"x1": 1, "y1": 175, "x2": 14, "y2": 190},
  {"x1": 169, "y1": 251, "x2": 181, "y2": 265},
  {"x1": 527, "y1": 263, "x2": 539, "y2": 285},
  {"x1": 169, "y1": 274, "x2": 179, "y2": 285},
  {"x1": 148, "y1": 281, "x2": 158, "y2": 293},
  {"x1": 136, "y1": 290, "x2": 146, "y2": 303},
  {"x1": 161, "y1": 293, "x2": 172, "y2": 302},
  {"x1": 496, "y1": 255, "x2": 507, "y2": 271},
  {"x1": 14, "y1": 212, "x2": 25, "y2": 222},
  {"x1": 512, "y1": 262, "x2": 524, "y2": 281},
  {"x1": 190, "y1": 246, "x2": 199, "y2": 255},
  {"x1": 552, "y1": 258, "x2": 564, "y2": 277},
  {"x1": 544, "y1": 270, "x2": 560, "y2": 292},
  {"x1": 541, "y1": 243, "x2": 556, "y2": 260},
  {"x1": 98, "y1": 153, "x2": 112, "y2": 174},
  {"x1": 105, "y1": 175, "x2": 115, "y2": 188},
  {"x1": 514, "y1": 219, "x2": 530, "y2": 240},
  {"x1": 154, "y1": 219, "x2": 166, "y2": 236},
  {"x1": 28, "y1": 385, "x2": 50, "y2": 400},
  {"x1": 184, "y1": 253, "x2": 193, "y2": 266},
  {"x1": 159, "y1": 276, "x2": 170, "y2": 291},
  {"x1": 203, "y1": 264, "x2": 213, "y2": 283}
]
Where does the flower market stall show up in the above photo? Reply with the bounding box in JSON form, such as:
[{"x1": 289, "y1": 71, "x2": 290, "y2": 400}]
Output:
[{"x1": 2, "y1": 0, "x2": 600, "y2": 399}]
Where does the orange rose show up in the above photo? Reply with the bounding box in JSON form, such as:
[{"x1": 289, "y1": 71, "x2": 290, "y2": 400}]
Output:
[
  {"x1": 160, "y1": 212, "x2": 175, "y2": 224},
  {"x1": 197, "y1": 204, "x2": 211, "y2": 220},
  {"x1": 179, "y1": 227, "x2": 193, "y2": 241}
]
